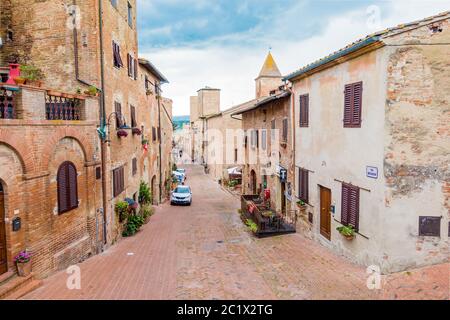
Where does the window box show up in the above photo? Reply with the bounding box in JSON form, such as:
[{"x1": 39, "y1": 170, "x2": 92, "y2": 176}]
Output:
[
  {"x1": 132, "y1": 127, "x2": 142, "y2": 136},
  {"x1": 117, "y1": 129, "x2": 128, "y2": 138},
  {"x1": 337, "y1": 225, "x2": 356, "y2": 240}
]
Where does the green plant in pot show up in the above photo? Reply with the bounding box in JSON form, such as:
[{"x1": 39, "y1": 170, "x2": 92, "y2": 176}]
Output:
[
  {"x1": 14, "y1": 250, "x2": 32, "y2": 277},
  {"x1": 115, "y1": 201, "x2": 129, "y2": 223},
  {"x1": 138, "y1": 181, "x2": 152, "y2": 205},
  {"x1": 122, "y1": 214, "x2": 145, "y2": 237},
  {"x1": 337, "y1": 225, "x2": 356, "y2": 240},
  {"x1": 19, "y1": 65, "x2": 44, "y2": 87},
  {"x1": 84, "y1": 85, "x2": 99, "y2": 96},
  {"x1": 245, "y1": 219, "x2": 258, "y2": 234}
]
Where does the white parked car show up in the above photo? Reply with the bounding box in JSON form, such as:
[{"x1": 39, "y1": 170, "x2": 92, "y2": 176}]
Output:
[
  {"x1": 170, "y1": 185, "x2": 192, "y2": 206},
  {"x1": 176, "y1": 168, "x2": 187, "y2": 179}
]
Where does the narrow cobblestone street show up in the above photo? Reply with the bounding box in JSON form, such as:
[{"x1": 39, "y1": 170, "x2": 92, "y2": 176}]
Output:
[{"x1": 23, "y1": 166, "x2": 448, "y2": 300}]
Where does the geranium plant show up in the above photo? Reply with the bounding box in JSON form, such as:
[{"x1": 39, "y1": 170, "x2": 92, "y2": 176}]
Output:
[
  {"x1": 14, "y1": 250, "x2": 32, "y2": 264},
  {"x1": 132, "y1": 127, "x2": 142, "y2": 135},
  {"x1": 117, "y1": 129, "x2": 128, "y2": 138}
]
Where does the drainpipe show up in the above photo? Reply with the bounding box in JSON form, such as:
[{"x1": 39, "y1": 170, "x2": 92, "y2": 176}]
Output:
[
  {"x1": 98, "y1": 0, "x2": 108, "y2": 246},
  {"x1": 286, "y1": 82, "x2": 296, "y2": 203},
  {"x1": 157, "y1": 83, "x2": 162, "y2": 204}
]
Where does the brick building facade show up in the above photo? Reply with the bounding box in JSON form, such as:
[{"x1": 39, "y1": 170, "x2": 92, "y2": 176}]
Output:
[{"x1": 0, "y1": 0, "x2": 171, "y2": 288}]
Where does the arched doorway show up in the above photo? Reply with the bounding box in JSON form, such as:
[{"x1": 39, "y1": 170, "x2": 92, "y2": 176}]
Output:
[
  {"x1": 250, "y1": 170, "x2": 257, "y2": 195},
  {"x1": 0, "y1": 182, "x2": 7, "y2": 275},
  {"x1": 151, "y1": 176, "x2": 157, "y2": 205}
]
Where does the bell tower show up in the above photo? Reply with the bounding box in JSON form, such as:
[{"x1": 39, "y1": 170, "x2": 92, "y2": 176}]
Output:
[{"x1": 255, "y1": 52, "x2": 283, "y2": 99}]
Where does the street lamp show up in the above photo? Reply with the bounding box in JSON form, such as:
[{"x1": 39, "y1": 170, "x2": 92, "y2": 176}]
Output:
[{"x1": 102, "y1": 111, "x2": 131, "y2": 144}]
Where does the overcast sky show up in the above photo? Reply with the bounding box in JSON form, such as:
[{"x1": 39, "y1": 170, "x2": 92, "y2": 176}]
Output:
[{"x1": 137, "y1": 0, "x2": 450, "y2": 116}]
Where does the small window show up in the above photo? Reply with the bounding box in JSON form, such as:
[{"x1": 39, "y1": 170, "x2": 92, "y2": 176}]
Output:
[
  {"x1": 234, "y1": 148, "x2": 238, "y2": 163},
  {"x1": 132, "y1": 158, "x2": 137, "y2": 176},
  {"x1": 271, "y1": 120, "x2": 276, "y2": 140},
  {"x1": 152, "y1": 127, "x2": 156, "y2": 142},
  {"x1": 95, "y1": 167, "x2": 101, "y2": 180},
  {"x1": 344, "y1": 82, "x2": 363, "y2": 128},
  {"x1": 261, "y1": 129, "x2": 267, "y2": 151},
  {"x1": 114, "y1": 102, "x2": 123, "y2": 128},
  {"x1": 282, "y1": 118, "x2": 288, "y2": 143},
  {"x1": 112, "y1": 41, "x2": 124, "y2": 68},
  {"x1": 341, "y1": 183, "x2": 360, "y2": 231},
  {"x1": 57, "y1": 161, "x2": 78, "y2": 214},
  {"x1": 299, "y1": 94, "x2": 309, "y2": 127},
  {"x1": 419, "y1": 217, "x2": 441, "y2": 237},
  {"x1": 145, "y1": 75, "x2": 149, "y2": 90},
  {"x1": 130, "y1": 105, "x2": 137, "y2": 128},
  {"x1": 298, "y1": 168, "x2": 309, "y2": 204},
  {"x1": 113, "y1": 166, "x2": 125, "y2": 197},
  {"x1": 127, "y1": 2, "x2": 133, "y2": 28}
]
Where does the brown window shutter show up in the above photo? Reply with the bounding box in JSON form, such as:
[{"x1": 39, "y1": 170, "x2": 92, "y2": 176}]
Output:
[
  {"x1": 57, "y1": 162, "x2": 78, "y2": 214},
  {"x1": 120, "y1": 167, "x2": 124, "y2": 192},
  {"x1": 152, "y1": 127, "x2": 156, "y2": 142},
  {"x1": 134, "y1": 58, "x2": 138, "y2": 80},
  {"x1": 343, "y1": 85, "x2": 353, "y2": 127},
  {"x1": 298, "y1": 168, "x2": 309, "y2": 203},
  {"x1": 68, "y1": 163, "x2": 78, "y2": 209},
  {"x1": 341, "y1": 184, "x2": 350, "y2": 225},
  {"x1": 352, "y1": 82, "x2": 362, "y2": 126},
  {"x1": 282, "y1": 118, "x2": 288, "y2": 142},
  {"x1": 57, "y1": 164, "x2": 68, "y2": 213},
  {"x1": 115, "y1": 102, "x2": 122, "y2": 128},
  {"x1": 130, "y1": 105, "x2": 136, "y2": 128},
  {"x1": 348, "y1": 185, "x2": 360, "y2": 231},
  {"x1": 132, "y1": 158, "x2": 137, "y2": 176},
  {"x1": 127, "y1": 54, "x2": 131, "y2": 76},
  {"x1": 158, "y1": 127, "x2": 161, "y2": 141},
  {"x1": 256, "y1": 129, "x2": 259, "y2": 148},
  {"x1": 299, "y1": 95, "x2": 309, "y2": 127}
]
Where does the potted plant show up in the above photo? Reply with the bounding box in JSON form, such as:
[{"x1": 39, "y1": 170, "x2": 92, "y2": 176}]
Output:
[
  {"x1": 146, "y1": 88, "x2": 153, "y2": 96},
  {"x1": 84, "y1": 85, "x2": 99, "y2": 96},
  {"x1": 115, "y1": 201, "x2": 129, "y2": 223},
  {"x1": 140, "y1": 205, "x2": 154, "y2": 224},
  {"x1": 337, "y1": 225, "x2": 356, "y2": 240},
  {"x1": 14, "y1": 250, "x2": 32, "y2": 277},
  {"x1": 117, "y1": 129, "x2": 128, "y2": 138},
  {"x1": 19, "y1": 65, "x2": 44, "y2": 87},
  {"x1": 132, "y1": 127, "x2": 142, "y2": 136},
  {"x1": 13, "y1": 76, "x2": 26, "y2": 85},
  {"x1": 245, "y1": 219, "x2": 258, "y2": 234}
]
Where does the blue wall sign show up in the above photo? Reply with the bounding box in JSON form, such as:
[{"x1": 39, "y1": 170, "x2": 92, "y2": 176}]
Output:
[{"x1": 366, "y1": 166, "x2": 378, "y2": 179}]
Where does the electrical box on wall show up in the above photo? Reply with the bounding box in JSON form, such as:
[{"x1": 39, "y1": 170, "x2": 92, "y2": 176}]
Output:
[{"x1": 12, "y1": 217, "x2": 21, "y2": 232}]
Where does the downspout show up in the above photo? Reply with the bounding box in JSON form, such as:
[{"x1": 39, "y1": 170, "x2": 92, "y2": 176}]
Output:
[
  {"x1": 286, "y1": 82, "x2": 296, "y2": 204},
  {"x1": 98, "y1": 0, "x2": 108, "y2": 246},
  {"x1": 157, "y1": 83, "x2": 162, "y2": 204}
]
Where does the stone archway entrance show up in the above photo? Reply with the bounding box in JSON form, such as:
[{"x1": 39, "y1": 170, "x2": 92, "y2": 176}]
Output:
[{"x1": 0, "y1": 182, "x2": 7, "y2": 275}]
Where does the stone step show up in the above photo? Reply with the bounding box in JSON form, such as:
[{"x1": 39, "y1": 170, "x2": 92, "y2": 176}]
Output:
[
  {"x1": 3, "y1": 279, "x2": 42, "y2": 300},
  {"x1": 0, "y1": 271, "x2": 16, "y2": 286},
  {"x1": 0, "y1": 274, "x2": 33, "y2": 299}
]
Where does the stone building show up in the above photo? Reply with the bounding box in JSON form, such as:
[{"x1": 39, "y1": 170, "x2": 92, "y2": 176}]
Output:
[
  {"x1": 0, "y1": 0, "x2": 171, "y2": 293},
  {"x1": 285, "y1": 12, "x2": 449, "y2": 273},
  {"x1": 160, "y1": 96, "x2": 174, "y2": 200},
  {"x1": 232, "y1": 88, "x2": 295, "y2": 215},
  {"x1": 189, "y1": 87, "x2": 221, "y2": 165}
]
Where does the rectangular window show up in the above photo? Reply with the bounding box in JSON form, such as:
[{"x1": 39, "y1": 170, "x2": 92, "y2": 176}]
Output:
[
  {"x1": 145, "y1": 75, "x2": 149, "y2": 90},
  {"x1": 127, "y1": 2, "x2": 133, "y2": 28},
  {"x1": 344, "y1": 82, "x2": 363, "y2": 128},
  {"x1": 112, "y1": 41, "x2": 123, "y2": 68},
  {"x1": 114, "y1": 101, "x2": 122, "y2": 128},
  {"x1": 113, "y1": 166, "x2": 125, "y2": 197},
  {"x1": 132, "y1": 158, "x2": 137, "y2": 176},
  {"x1": 341, "y1": 183, "x2": 360, "y2": 231},
  {"x1": 271, "y1": 120, "x2": 276, "y2": 140},
  {"x1": 130, "y1": 105, "x2": 137, "y2": 128},
  {"x1": 234, "y1": 148, "x2": 238, "y2": 163},
  {"x1": 299, "y1": 94, "x2": 309, "y2": 127},
  {"x1": 298, "y1": 168, "x2": 309, "y2": 203},
  {"x1": 282, "y1": 118, "x2": 288, "y2": 143},
  {"x1": 152, "y1": 127, "x2": 156, "y2": 142},
  {"x1": 127, "y1": 55, "x2": 138, "y2": 79},
  {"x1": 261, "y1": 129, "x2": 267, "y2": 150}
]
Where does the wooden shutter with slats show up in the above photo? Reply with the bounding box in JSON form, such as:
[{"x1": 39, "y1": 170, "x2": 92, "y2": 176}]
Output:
[
  {"x1": 341, "y1": 183, "x2": 360, "y2": 231},
  {"x1": 130, "y1": 105, "x2": 137, "y2": 128},
  {"x1": 344, "y1": 82, "x2": 363, "y2": 128},
  {"x1": 298, "y1": 168, "x2": 309, "y2": 203},
  {"x1": 299, "y1": 94, "x2": 309, "y2": 127},
  {"x1": 57, "y1": 162, "x2": 78, "y2": 214}
]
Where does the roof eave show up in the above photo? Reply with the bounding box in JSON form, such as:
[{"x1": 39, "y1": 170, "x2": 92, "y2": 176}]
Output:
[
  {"x1": 138, "y1": 58, "x2": 169, "y2": 84},
  {"x1": 284, "y1": 37, "x2": 384, "y2": 82}
]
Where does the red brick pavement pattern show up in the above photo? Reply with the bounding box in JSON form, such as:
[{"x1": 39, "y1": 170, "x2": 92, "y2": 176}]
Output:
[{"x1": 23, "y1": 166, "x2": 449, "y2": 300}]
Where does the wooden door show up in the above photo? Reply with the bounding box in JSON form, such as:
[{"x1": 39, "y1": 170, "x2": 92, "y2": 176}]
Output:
[
  {"x1": 320, "y1": 186, "x2": 331, "y2": 240},
  {"x1": 0, "y1": 188, "x2": 7, "y2": 275}
]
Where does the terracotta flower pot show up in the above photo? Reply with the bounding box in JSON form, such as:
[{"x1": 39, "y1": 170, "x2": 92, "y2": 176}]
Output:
[
  {"x1": 344, "y1": 235, "x2": 354, "y2": 241},
  {"x1": 16, "y1": 261, "x2": 32, "y2": 277},
  {"x1": 13, "y1": 77, "x2": 26, "y2": 85}
]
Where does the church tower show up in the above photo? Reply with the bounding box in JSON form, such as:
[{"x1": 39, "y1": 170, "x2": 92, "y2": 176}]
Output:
[{"x1": 255, "y1": 52, "x2": 283, "y2": 99}]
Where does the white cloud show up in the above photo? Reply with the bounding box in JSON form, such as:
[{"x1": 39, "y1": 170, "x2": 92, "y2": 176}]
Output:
[{"x1": 141, "y1": 1, "x2": 450, "y2": 116}]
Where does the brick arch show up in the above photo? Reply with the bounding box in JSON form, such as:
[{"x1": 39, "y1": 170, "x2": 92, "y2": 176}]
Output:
[
  {"x1": 40, "y1": 128, "x2": 95, "y2": 171},
  {"x1": 0, "y1": 129, "x2": 34, "y2": 173}
]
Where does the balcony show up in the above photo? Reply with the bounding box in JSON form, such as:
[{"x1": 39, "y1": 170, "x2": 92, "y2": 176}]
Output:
[{"x1": 0, "y1": 84, "x2": 98, "y2": 123}]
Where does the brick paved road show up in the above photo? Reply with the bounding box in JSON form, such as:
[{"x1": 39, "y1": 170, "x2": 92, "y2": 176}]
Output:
[{"x1": 24, "y1": 165, "x2": 448, "y2": 300}]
